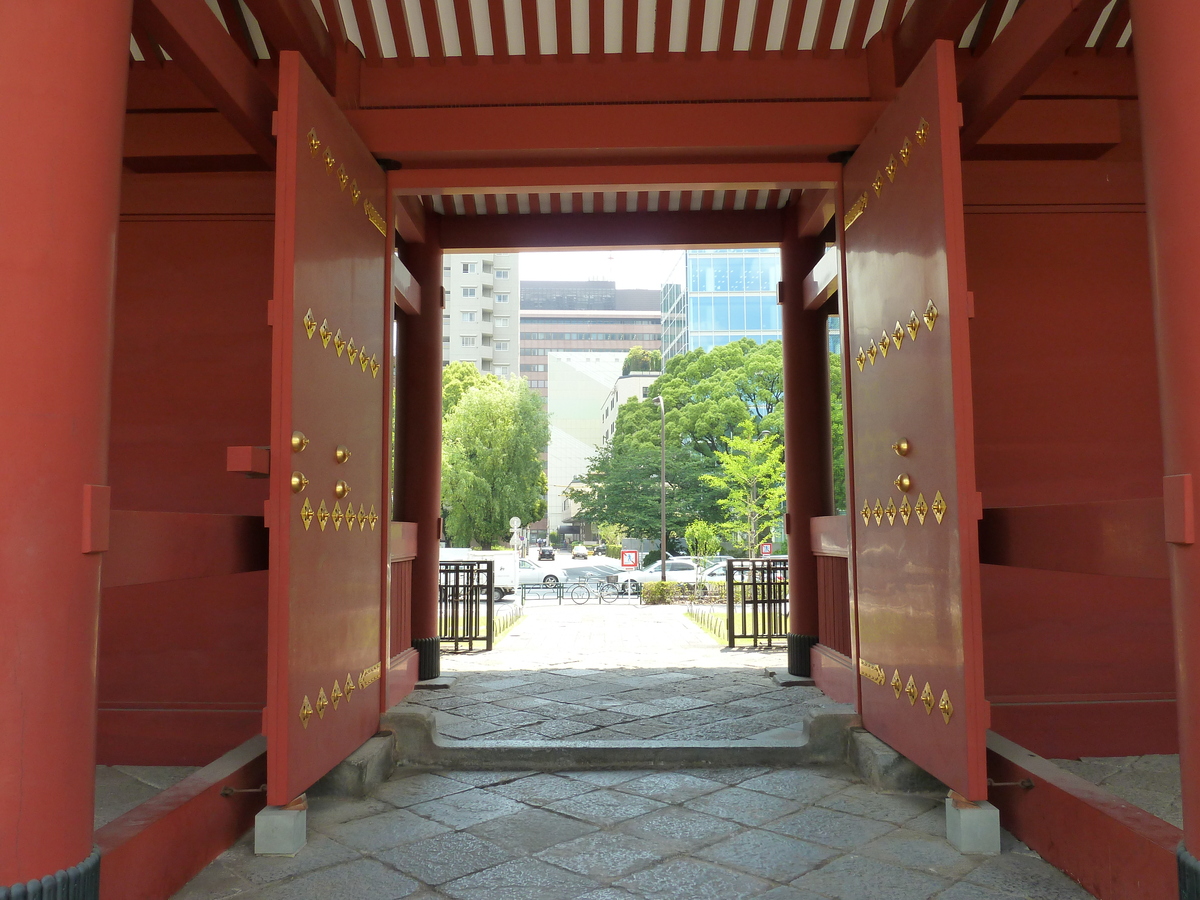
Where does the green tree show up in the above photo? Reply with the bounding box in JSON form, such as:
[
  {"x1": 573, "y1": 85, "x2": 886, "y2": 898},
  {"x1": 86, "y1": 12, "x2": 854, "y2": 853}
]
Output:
[
  {"x1": 441, "y1": 377, "x2": 548, "y2": 547},
  {"x1": 442, "y1": 360, "x2": 491, "y2": 415},
  {"x1": 684, "y1": 519, "x2": 723, "y2": 559},
  {"x1": 701, "y1": 421, "x2": 787, "y2": 556},
  {"x1": 622, "y1": 346, "x2": 662, "y2": 375},
  {"x1": 829, "y1": 352, "x2": 846, "y2": 513}
]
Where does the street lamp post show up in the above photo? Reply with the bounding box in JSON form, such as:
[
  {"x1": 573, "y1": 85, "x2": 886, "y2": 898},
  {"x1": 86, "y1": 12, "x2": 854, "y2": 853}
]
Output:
[{"x1": 657, "y1": 395, "x2": 667, "y2": 582}]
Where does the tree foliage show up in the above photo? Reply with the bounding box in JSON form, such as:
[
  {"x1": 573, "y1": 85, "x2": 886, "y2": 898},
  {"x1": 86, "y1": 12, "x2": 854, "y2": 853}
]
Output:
[
  {"x1": 684, "y1": 519, "x2": 723, "y2": 559},
  {"x1": 829, "y1": 352, "x2": 846, "y2": 514},
  {"x1": 441, "y1": 374, "x2": 548, "y2": 547},
  {"x1": 622, "y1": 346, "x2": 662, "y2": 376},
  {"x1": 700, "y1": 421, "x2": 787, "y2": 556}
]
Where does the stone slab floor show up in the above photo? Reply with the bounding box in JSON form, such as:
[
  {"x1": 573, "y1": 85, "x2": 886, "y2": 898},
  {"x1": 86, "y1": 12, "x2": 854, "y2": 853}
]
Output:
[{"x1": 175, "y1": 763, "x2": 1092, "y2": 900}]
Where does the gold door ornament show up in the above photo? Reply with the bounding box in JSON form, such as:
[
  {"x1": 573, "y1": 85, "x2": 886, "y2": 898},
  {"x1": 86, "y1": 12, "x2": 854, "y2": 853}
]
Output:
[
  {"x1": 299, "y1": 695, "x2": 314, "y2": 728},
  {"x1": 939, "y1": 690, "x2": 954, "y2": 724},
  {"x1": 891, "y1": 670, "x2": 903, "y2": 698},
  {"x1": 921, "y1": 682, "x2": 935, "y2": 714},
  {"x1": 905, "y1": 675, "x2": 918, "y2": 705}
]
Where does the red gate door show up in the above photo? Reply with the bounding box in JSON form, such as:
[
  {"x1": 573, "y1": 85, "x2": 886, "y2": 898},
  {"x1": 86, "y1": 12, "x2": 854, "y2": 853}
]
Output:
[
  {"x1": 266, "y1": 52, "x2": 389, "y2": 805},
  {"x1": 843, "y1": 41, "x2": 987, "y2": 799}
]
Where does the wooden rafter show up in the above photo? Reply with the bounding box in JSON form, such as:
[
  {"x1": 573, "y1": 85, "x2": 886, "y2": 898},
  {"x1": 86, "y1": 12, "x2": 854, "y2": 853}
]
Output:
[
  {"x1": 132, "y1": 0, "x2": 276, "y2": 166},
  {"x1": 383, "y1": 0, "x2": 415, "y2": 63},
  {"x1": 215, "y1": 0, "x2": 260, "y2": 60},
  {"x1": 959, "y1": 0, "x2": 1115, "y2": 151},
  {"x1": 892, "y1": 0, "x2": 983, "y2": 84},
  {"x1": 242, "y1": 0, "x2": 335, "y2": 87},
  {"x1": 351, "y1": 0, "x2": 384, "y2": 60}
]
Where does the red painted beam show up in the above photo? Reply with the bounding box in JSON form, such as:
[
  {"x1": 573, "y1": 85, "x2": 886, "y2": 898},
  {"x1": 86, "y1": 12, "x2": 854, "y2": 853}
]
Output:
[
  {"x1": 892, "y1": 0, "x2": 982, "y2": 85},
  {"x1": 96, "y1": 736, "x2": 267, "y2": 900},
  {"x1": 348, "y1": 102, "x2": 885, "y2": 165},
  {"x1": 133, "y1": 0, "x2": 277, "y2": 166},
  {"x1": 959, "y1": 0, "x2": 1115, "y2": 151},
  {"x1": 437, "y1": 207, "x2": 785, "y2": 250},
  {"x1": 394, "y1": 194, "x2": 427, "y2": 242},
  {"x1": 243, "y1": 0, "x2": 336, "y2": 89},
  {"x1": 987, "y1": 733, "x2": 1179, "y2": 900},
  {"x1": 357, "y1": 53, "x2": 872, "y2": 106},
  {"x1": 388, "y1": 162, "x2": 841, "y2": 195}
]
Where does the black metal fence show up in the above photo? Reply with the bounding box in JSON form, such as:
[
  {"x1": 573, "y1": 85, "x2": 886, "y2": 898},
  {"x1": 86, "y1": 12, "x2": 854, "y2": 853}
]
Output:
[
  {"x1": 726, "y1": 557, "x2": 790, "y2": 647},
  {"x1": 438, "y1": 560, "x2": 494, "y2": 651}
]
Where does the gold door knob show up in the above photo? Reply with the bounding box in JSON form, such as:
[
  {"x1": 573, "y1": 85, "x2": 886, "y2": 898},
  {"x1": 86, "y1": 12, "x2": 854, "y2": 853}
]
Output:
[
  {"x1": 334, "y1": 480, "x2": 351, "y2": 499},
  {"x1": 335, "y1": 446, "x2": 352, "y2": 464},
  {"x1": 290, "y1": 472, "x2": 309, "y2": 493},
  {"x1": 892, "y1": 438, "x2": 910, "y2": 457},
  {"x1": 291, "y1": 431, "x2": 309, "y2": 453},
  {"x1": 894, "y1": 473, "x2": 912, "y2": 493}
]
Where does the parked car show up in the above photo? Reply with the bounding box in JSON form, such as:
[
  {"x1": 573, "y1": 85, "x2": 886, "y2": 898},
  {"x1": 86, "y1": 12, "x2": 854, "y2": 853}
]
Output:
[
  {"x1": 518, "y1": 557, "x2": 568, "y2": 586},
  {"x1": 537, "y1": 546, "x2": 556, "y2": 561},
  {"x1": 571, "y1": 544, "x2": 589, "y2": 559},
  {"x1": 620, "y1": 557, "x2": 708, "y2": 593}
]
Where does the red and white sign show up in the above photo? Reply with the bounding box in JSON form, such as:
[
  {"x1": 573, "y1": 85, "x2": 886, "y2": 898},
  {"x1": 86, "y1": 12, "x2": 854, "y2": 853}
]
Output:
[
  {"x1": 760, "y1": 542, "x2": 773, "y2": 556},
  {"x1": 621, "y1": 549, "x2": 639, "y2": 568}
]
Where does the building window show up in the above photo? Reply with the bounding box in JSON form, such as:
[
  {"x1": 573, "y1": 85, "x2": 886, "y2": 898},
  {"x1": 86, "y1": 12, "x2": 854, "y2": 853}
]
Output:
[
  {"x1": 462, "y1": 262, "x2": 477, "y2": 274},
  {"x1": 462, "y1": 287, "x2": 476, "y2": 298},
  {"x1": 482, "y1": 285, "x2": 493, "y2": 297},
  {"x1": 443, "y1": 265, "x2": 451, "y2": 275},
  {"x1": 483, "y1": 261, "x2": 494, "y2": 273},
  {"x1": 642, "y1": 387, "x2": 651, "y2": 397},
  {"x1": 496, "y1": 293, "x2": 509, "y2": 303},
  {"x1": 443, "y1": 335, "x2": 450, "y2": 343},
  {"x1": 461, "y1": 336, "x2": 476, "y2": 347},
  {"x1": 529, "y1": 379, "x2": 546, "y2": 388},
  {"x1": 496, "y1": 317, "x2": 509, "y2": 327},
  {"x1": 462, "y1": 311, "x2": 476, "y2": 322},
  {"x1": 496, "y1": 365, "x2": 509, "y2": 376},
  {"x1": 496, "y1": 269, "x2": 510, "y2": 279},
  {"x1": 495, "y1": 341, "x2": 509, "y2": 351},
  {"x1": 521, "y1": 364, "x2": 547, "y2": 372}
]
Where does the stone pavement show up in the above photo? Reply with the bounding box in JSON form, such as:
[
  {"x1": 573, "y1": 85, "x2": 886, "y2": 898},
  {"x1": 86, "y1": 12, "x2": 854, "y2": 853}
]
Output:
[
  {"x1": 405, "y1": 602, "x2": 849, "y2": 744},
  {"x1": 173, "y1": 601, "x2": 1095, "y2": 899},
  {"x1": 1052, "y1": 754, "x2": 1183, "y2": 828},
  {"x1": 176, "y1": 764, "x2": 1092, "y2": 899}
]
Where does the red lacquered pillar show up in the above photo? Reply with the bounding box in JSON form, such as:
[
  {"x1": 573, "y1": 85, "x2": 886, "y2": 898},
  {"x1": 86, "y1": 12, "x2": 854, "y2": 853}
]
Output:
[
  {"x1": 780, "y1": 218, "x2": 833, "y2": 676},
  {"x1": 1130, "y1": 0, "x2": 1200, "y2": 888},
  {"x1": 0, "y1": 0, "x2": 132, "y2": 892},
  {"x1": 400, "y1": 219, "x2": 444, "y2": 681}
]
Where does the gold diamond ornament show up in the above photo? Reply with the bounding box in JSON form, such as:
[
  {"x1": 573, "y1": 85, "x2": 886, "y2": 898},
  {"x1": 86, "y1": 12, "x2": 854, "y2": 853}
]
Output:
[
  {"x1": 907, "y1": 310, "x2": 921, "y2": 340},
  {"x1": 347, "y1": 339, "x2": 358, "y2": 364},
  {"x1": 899, "y1": 137, "x2": 912, "y2": 165},
  {"x1": 856, "y1": 348, "x2": 867, "y2": 372},
  {"x1": 899, "y1": 495, "x2": 912, "y2": 525},
  {"x1": 316, "y1": 499, "x2": 330, "y2": 531},
  {"x1": 323, "y1": 147, "x2": 335, "y2": 170},
  {"x1": 331, "y1": 680, "x2": 343, "y2": 710},
  {"x1": 924, "y1": 299, "x2": 939, "y2": 331},
  {"x1": 316, "y1": 687, "x2": 328, "y2": 719},
  {"x1": 879, "y1": 332, "x2": 890, "y2": 358},
  {"x1": 861, "y1": 500, "x2": 872, "y2": 526},
  {"x1": 939, "y1": 690, "x2": 953, "y2": 724},
  {"x1": 300, "y1": 498, "x2": 314, "y2": 530},
  {"x1": 867, "y1": 341, "x2": 878, "y2": 364},
  {"x1": 872, "y1": 171, "x2": 884, "y2": 197},
  {"x1": 307, "y1": 128, "x2": 320, "y2": 155},
  {"x1": 358, "y1": 503, "x2": 368, "y2": 529},
  {"x1": 932, "y1": 491, "x2": 947, "y2": 524},
  {"x1": 905, "y1": 675, "x2": 917, "y2": 705},
  {"x1": 333, "y1": 329, "x2": 345, "y2": 356},
  {"x1": 921, "y1": 682, "x2": 934, "y2": 714},
  {"x1": 299, "y1": 695, "x2": 314, "y2": 728},
  {"x1": 885, "y1": 155, "x2": 897, "y2": 182},
  {"x1": 319, "y1": 318, "x2": 333, "y2": 347},
  {"x1": 368, "y1": 506, "x2": 379, "y2": 530},
  {"x1": 891, "y1": 670, "x2": 903, "y2": 699},
  {"x1": 872, "y1": 500, "x2": 884, "y2": 525},
  {"x1": 892, "y1": 322, "x2": 905, "y2": 349},
  {"x1": 302, "y1": 308, "x2": 317, "y2": 339},
  {"x1": 332, "y1": 501, "x2": 344, "y2": 531},
  {"x1": 885, "y1": 497, "x2": 897, "y2": 525},
  {"x1": 344, "y1": 673, "x2": 355, "y2": 700},
  {"x1": 914, "y1": 493, "x2": 928, "y2": 525},
  {"x1": 916, "y1": 117, "x2": 930, "y2": 145}
]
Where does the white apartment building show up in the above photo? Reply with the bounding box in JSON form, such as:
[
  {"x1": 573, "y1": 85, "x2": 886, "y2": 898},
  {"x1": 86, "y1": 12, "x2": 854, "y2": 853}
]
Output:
[
  {"x1": 599, "y1": 372, "x2": 659, "y2": 445},
  {"x1": 441, "y1": 253, "x2": 519, "y2": 375}
]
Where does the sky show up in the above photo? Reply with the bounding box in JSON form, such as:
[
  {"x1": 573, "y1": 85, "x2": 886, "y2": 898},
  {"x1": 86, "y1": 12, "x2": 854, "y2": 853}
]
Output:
[{"x1": 519, "y1": 250, "x2": 685, "y2": 291}]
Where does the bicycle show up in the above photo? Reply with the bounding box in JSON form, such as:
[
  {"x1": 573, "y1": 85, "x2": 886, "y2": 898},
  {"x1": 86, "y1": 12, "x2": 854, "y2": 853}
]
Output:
[{"x1": 569, "y1": 578, "x2": 620, "y2": 604}]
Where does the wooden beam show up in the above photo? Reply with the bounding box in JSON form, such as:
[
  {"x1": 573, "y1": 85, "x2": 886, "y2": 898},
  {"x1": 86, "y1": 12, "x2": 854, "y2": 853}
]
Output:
[
  {"x1": 387, "y1": 162, "x2": 841, "y2": 195},
  {"x1": 348, "y1": 102, "x2": 884, "y2": 165},
  {"x1": 357, "y1": 52, "x2": 872, "y2": 107},
  {"x1": 796, "y1": 187, "x2": 836, "y2": 236},
  {"x1": 393, "y1": 194, "x2": 427, "y2": 242},
  {"x1": 132, "y1": 0, "x2": 276, "y2": 166},
  {"x1": 242, "y1": 0, "x2": 335, "y2": 89},
  {"x1": 959, "y1": 0, "x2": 1115, "y2": 151},
  {"x1": 892, "y1": 0, "x2": 982, "y2": 85},
  {"x1": 438, "y1": 207, "x2": 786, "y2": 250}
]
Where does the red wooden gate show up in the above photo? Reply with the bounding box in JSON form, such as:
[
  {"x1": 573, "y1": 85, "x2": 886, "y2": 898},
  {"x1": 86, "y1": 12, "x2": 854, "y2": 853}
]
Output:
[
  {"x1": 843, "y1": 41, "x2": 987, "y2": 799},
  {"x1": 265, "y1": 52, "x2": 389, "y2": 805}
]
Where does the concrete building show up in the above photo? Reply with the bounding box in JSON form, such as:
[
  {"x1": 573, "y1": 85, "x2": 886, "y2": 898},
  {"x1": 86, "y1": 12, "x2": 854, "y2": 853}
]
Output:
[
  {"x1": 519, "y1": 281, "x2": 661, "y2": 398},
  {"x1": 599, "y1": 372, "x2": 659, "y2": 445},
  {"x1": 441, "y1": 253, "x2": 519, "y2": 375},
  {"x1": 545, "y1": 352, "x2": 626, "y2": 537}
]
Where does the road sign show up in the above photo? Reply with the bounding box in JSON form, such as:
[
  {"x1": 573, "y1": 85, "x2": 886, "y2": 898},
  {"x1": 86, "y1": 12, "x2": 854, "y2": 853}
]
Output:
[
  {"x1": 760, "y1": 542, "x2": 773, "y2": 556},
  {"x1": 621, "y1": 549, "x2": 639, "y2": 568}
]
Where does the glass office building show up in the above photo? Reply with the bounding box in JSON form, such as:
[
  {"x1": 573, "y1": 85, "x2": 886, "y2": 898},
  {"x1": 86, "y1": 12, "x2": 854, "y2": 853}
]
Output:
[{"x1": 661, "y1": 248, "x2": 783, "y2": 360}]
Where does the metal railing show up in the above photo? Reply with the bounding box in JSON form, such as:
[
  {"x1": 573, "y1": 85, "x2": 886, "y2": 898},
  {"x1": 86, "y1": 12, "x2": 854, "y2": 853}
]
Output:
[
  {"x1": 726, "y1": 557, "x2": 790, "y2": 648},
  {"x1": 438, "y1": 560, "x2": 494, "y2": 651}
]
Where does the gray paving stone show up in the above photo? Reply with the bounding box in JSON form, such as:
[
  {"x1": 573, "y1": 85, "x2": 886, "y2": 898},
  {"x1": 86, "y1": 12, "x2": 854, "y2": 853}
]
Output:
[
  {"x1": 440, "y1": 770, "x2": 531, "y2": 788},
  {"x1": 218, "y1": 833, "x2": 360, "y2": 886},
  {"x1": 304, "y1": 796, "x2": 394, "y2": 832},
  {"x1": 376, "y1": 831, "x2": 514, "y2": 884},
  {"x1": 570, "y1": 709, "x2": 637, "y2": 726},
  {"x1": 816, "y1": 783, "x2": 940, "y2": 823},
  {"x1": 533, "y1": 718, "x2": 599, "y2": 738},
  {"x1": 378, "y1": 772, "x2": 473, "y2": 808},
  {"x1": 559, "y1": 770, "x2": 652, "y2": 787},
  {"x1": 546, "y1": 788, "x2": 668, "y2": 825},
  {"x1": 441, "y1": 857, "x2": 603, "y2": 900},
  {"x1": 169, "y1": 861, "x2": 252, "y2": 900},
  {"x1": 855, "y1": 827, "x2": 984, "y2": 878},
  {"x1": 614, "y1": 771, "x2": 726, "y2": 803},
  {"x1": 739, "y1": 770, "x2": 851, "y2": 804},
  {"x1": 324, "y1": 806, "x2": 451, "y2": 852},
  {"x1": 765, "y1": 806, "x2": 895, "y2": 850},
  {"x1": 615, "y1": 857, "x2": 773, "y2": 900},
  {"x1": 935, "y1": 881, "x2": 1031, "y2": 900},
  {"x1": 487, "y1": 773, "x2": 597, "y2": 805},
  {"x1": 791, "y1": 853, "x2": 950, "y2": 900},
  {"x1": 576, "y1": 890, "x2": 642, "y2": 900},
  {"x1": 536, "y1": 831, "x2": 666, "y2": 879},
  {"x1": 683, "y1": 785, "x2": 804, "y2": 826},
  {"x1": 754, "y1": 887, "x2": 831, "y2": 900},
  {"x1": 702, "y1": 767, "x2": 772, "y2": 784},
  {"x1": 471, "y1": 707, "x2": 547, "y2": 727},
  {"x1": 436, "y1": 713, "x2": 508, "y2": 739},
  {"x1": 468, "y1": 807, "x2": 599, "y2": 855},
  {"x1": 617, "y1": 806, "x2": 743, "y2": 851},
  {"x1": 604, "y1": 721, "x2": 679, "y2": 738},
  {"x1": 696, "y1": 828, "x2": 837, "y2": 881},
  {"x1": 410, "y1": 787, "x2": 527, "y2": 829},
  {"x1": 963, "y1": 852, "x2": 1095, "y2": 899},
  {"x1": 247, "y1": 858, "x2": 420, "y2": 900}
]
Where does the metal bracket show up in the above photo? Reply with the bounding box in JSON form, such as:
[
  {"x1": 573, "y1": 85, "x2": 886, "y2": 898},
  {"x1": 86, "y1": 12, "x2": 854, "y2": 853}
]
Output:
[
  {"x1": 221, "y1": 783, "x2": 268, "y2": 797},
  {"x1": 986, "y1": 778, "x2": 1034, "y2": 789}
]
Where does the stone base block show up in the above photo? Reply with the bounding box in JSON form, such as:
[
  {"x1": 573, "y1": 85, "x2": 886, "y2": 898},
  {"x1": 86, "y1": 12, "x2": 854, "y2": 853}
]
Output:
[
  {"x1": 309, "y1": 733, "x2": 396, "y2": 799},
  {"x1": 946, "y1": 793, "x2": 1001, "y2": 855},
  {"x1": 848, "y1": 728, "x2": 946, "y2": 795},
  {"x1": 254, "y1": 803, "x2": 307, "y2": 856}
]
